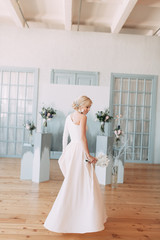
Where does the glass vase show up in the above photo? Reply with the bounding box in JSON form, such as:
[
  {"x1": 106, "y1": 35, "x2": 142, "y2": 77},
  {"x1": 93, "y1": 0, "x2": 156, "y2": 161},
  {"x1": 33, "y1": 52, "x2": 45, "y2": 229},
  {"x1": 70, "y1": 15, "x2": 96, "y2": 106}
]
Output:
[
  {"x1": 28, "y1": 133, "x2": 34, "y2": 146},
  {"x1": 100, "y1": 121, "x2": 105, "y2": 133},
  {"x1": 42, "y1": 119, "x2": 48, "y2": 133},
  {"x1": 111, "y1": 164, "x2": 118, "y2": 188},
  {"x1": 99, "y1": 122, "x2": 110, "y2": 136},
  {"x1": 99, "y1": 122, "x2": 105, "y2": 136}
]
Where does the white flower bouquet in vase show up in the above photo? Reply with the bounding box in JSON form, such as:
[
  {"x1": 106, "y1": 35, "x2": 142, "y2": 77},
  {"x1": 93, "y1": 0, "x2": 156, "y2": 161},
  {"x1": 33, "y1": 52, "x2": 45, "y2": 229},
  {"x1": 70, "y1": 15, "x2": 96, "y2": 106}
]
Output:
[
  {"x1": 24, "y1": 120, "x2": 36, "y2": 146},
  {"x1": 95, "y1": 109, "x2": 113, "y2": 135},
  {"x1": 40, "y1": 106, "x2": 56, "y2": 133},
  {"x1": 114, "y1": 125, "x2": 122, "y2": 142}
]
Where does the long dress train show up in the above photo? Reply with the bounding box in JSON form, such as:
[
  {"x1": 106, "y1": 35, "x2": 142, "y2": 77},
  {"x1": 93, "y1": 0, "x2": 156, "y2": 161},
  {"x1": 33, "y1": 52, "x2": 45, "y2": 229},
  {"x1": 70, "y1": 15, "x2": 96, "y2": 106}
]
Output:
[{"x1": 44, "y1": 115, "x2": 107, "y2": 233}]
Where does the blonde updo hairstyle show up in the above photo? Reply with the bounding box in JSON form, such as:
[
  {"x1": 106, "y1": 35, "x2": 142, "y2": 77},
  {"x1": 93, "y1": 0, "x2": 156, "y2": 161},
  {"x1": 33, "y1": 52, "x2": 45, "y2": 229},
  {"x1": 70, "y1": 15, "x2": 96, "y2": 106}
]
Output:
[{"x1": 72, "y1": 96, "x2": 92, "y2": 111}]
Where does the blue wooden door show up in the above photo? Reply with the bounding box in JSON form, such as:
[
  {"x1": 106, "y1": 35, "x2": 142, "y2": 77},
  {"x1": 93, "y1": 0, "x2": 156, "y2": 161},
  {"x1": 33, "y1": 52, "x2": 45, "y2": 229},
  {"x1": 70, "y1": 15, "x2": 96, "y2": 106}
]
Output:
[
  {"x1": 110, "y1": 73, "x2": 157, "y2": 163},
  {"x1": 0, "y1": 67, "x2": 38, "y2": 157}
]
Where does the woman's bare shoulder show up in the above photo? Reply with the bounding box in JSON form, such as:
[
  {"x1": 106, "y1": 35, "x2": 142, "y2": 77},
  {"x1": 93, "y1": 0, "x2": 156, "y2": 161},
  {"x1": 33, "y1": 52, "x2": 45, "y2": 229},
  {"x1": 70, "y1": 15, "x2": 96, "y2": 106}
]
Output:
[{"x1": 80, "y1": 114, "x2": 87, "y2": 122}]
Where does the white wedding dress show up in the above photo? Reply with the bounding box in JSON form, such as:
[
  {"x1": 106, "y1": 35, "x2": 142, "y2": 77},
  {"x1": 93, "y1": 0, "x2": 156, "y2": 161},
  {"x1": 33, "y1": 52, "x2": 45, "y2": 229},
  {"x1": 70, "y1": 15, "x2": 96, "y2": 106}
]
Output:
[{"x1": 44, "y1": 115, "x2": 107, "y2": 233}]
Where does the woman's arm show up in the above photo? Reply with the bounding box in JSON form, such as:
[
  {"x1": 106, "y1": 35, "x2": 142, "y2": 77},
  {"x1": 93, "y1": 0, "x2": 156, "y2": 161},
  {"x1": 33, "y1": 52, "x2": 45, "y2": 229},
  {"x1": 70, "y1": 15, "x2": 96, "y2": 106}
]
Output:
[
  {"x1": 80, "y1": 115, "x2": 97, "y2": 164},
  {"x1": 62, "y1": 118, "x2": 69, "y2": 152}
]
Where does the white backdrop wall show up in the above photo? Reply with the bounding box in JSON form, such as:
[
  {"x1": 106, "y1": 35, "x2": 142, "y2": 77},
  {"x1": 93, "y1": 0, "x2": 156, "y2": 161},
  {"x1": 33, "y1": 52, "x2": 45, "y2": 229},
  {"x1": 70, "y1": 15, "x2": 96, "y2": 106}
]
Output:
[{"x1": 0, "y1": 26, "x2": 160, "y2": 163}]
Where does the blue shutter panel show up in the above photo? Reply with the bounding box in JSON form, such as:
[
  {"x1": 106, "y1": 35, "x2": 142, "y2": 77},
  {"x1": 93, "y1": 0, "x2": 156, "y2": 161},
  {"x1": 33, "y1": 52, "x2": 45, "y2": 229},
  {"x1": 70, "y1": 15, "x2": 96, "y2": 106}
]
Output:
[{"x1": 51, "y1": 70, "x2": 98, "y2": 86}]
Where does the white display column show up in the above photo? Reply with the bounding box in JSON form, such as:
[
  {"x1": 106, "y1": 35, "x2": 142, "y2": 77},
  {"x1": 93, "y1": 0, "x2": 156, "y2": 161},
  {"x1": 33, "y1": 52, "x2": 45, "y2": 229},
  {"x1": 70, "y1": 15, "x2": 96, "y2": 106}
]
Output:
[
  {"x1": 95, "y1": 135, "x2": 113, "y2": 185},
  {"x1": 20, "y1": 144, "x2": 34, "y2": 180},
  {"x1": 32, "y1": 133, "x2": 52, "y2": 183},
  {"x1": 113, "y1": 146, "x2": 124, "y2": 184}
]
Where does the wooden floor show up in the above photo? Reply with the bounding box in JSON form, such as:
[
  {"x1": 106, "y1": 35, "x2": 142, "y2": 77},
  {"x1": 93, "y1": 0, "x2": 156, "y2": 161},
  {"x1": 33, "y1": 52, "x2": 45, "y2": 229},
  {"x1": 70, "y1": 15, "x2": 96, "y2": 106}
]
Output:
[{"x1": 0, "y1": 158, "x2": 160, "y2": 240}]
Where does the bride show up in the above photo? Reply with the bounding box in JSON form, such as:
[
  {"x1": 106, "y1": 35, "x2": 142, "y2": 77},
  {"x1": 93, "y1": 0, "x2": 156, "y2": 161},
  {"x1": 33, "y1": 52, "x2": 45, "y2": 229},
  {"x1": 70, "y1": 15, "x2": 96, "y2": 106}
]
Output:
[{"x1": 44, "y1": 96, "x2": 107, "y2": 233}]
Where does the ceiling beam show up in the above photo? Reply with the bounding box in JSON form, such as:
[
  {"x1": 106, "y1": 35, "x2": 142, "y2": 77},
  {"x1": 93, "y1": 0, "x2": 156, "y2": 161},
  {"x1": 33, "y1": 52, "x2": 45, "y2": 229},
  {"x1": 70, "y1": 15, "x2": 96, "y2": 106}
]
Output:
[
  {"x1": 64, "y1": 0, "x2": 72, "y2": 31},
  {"x1": 5, "y1": 0, "x2": 25, "y2": 28},
  {"x1": 121, "y1": 27, "x2": 154, "y2": 36},
  {"x1": 111, "y1": 0, "x2": 138, "y2": 33}
]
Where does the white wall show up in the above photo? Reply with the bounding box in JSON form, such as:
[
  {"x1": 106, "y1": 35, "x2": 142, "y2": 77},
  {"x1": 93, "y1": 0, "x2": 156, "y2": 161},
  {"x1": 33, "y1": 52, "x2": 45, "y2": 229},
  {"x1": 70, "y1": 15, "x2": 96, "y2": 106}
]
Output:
[{"x1": 0, "y1": 26, "x2": 160, "y2": 163}]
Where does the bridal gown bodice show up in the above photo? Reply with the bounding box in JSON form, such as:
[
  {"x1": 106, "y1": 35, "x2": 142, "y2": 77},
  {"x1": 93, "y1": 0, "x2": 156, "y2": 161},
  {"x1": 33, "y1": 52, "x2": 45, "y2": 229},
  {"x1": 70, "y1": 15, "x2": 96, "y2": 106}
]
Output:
[
  {"x1": 62, "y1": 115, "x2": 82, "y2": 148},
  {"x1": 44, "y1": 114, "x2": 107, "y2": 234},
  {"x1": 66, "y1": 115, "x2": 81, "y2": 141}
]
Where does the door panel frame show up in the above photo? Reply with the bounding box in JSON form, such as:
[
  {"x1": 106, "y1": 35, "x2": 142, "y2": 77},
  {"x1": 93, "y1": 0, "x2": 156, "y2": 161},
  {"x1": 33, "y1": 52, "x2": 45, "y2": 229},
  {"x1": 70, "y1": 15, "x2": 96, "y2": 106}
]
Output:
[
  {"x1": 0, "y1": 66, "x2": 39, "y2": 158},
  {"x1": 110, "y1": 73, "x2": 157, "y2": 163}
]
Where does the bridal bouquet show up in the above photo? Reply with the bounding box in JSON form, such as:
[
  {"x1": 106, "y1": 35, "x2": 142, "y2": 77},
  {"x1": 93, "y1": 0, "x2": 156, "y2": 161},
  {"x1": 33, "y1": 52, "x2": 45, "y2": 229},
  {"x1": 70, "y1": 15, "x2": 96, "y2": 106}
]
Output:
[
  {"x1": 96, "y1": 153, "x2": 110, "y2": 167},
  {"x1": 85, "y1": 153, "x2": 110, "y2": 167}
]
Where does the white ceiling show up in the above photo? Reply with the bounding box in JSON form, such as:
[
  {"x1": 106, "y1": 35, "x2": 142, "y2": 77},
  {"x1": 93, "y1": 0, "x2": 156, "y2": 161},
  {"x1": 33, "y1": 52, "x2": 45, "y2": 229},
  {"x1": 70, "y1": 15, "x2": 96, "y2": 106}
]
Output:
[{"x1": 0, "y1": 0, "x2": 160, "y2": 36}]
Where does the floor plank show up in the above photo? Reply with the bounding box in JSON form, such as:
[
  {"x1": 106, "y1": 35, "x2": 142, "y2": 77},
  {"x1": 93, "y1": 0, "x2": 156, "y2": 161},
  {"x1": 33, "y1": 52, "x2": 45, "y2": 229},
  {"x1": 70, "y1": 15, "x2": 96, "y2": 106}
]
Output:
[{"x1": 0, "y1": 158, "x2": 160, "y2": 240}]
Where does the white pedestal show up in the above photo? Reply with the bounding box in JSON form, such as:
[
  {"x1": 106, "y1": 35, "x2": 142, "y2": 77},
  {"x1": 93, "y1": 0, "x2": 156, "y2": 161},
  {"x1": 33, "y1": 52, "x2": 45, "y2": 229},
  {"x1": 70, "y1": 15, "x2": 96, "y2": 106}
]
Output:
[
  {"x1": 113, "y1": 146, "x2": 124, "y2": 184},
  {"x1": 95, "y1": 135, "x2": 113, "y2": 185},
  {"x1": 32, "y1": 133, "x2": 52, "y2": 183},
  {"x1": 20, "y1": 144, "x2": 34, "y2": 180},
  {"x1": 117, "y1": 160, "x2": 124, "y2": 183},
  {"x1": 95, "y1": 159, "x2": 113, "y2": 185}
]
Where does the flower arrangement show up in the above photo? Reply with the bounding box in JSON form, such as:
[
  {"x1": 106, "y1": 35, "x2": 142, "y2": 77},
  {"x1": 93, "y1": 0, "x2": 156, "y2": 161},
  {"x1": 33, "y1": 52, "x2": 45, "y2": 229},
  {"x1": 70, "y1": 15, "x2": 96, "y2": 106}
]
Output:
[
  {"x1": 111, "y1": 137, "x2": 130, "y2": 187},
  {"x1": 95, "y1": 109, "x2": 113, "y2": 133},
  {"x1": 114, "y1": 125, "x2": 122, "y2": 142},
  {"x1": 40, "y1": 106, "x2": 56, "y2": 127},
  {"x1": 113, "y1": 137, "x2": 129, "y2": 165},
  {"x1": 24, "y1": 120, "x2": 36, "y2": 135},
  {"x1": 114, "y1": 114, "x2": 122, "y2": 142}
]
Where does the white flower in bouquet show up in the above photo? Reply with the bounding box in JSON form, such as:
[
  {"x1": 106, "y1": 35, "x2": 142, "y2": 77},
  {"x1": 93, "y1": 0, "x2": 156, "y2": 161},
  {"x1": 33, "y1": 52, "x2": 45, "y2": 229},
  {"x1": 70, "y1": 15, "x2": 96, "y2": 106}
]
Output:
[
  {"x1": 85, "y1": 152, "x2": 110, "y2": 167},
  {"x1": 25, "y1": 124, "x2": 30, "y2": 130},
  {"x1": 96, "y1": 153, "x2": 110, "y2": 167},
  {"x1": 105, "y1": 116, "x2": 109, "y2": 121}
]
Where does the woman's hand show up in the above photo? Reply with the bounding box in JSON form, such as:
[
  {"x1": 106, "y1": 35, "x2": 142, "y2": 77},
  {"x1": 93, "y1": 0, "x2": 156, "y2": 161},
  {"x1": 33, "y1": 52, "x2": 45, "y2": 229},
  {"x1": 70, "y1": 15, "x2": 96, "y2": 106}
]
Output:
[{"x1": 86, "y1": 155, "x2": 97, "y2": 164}]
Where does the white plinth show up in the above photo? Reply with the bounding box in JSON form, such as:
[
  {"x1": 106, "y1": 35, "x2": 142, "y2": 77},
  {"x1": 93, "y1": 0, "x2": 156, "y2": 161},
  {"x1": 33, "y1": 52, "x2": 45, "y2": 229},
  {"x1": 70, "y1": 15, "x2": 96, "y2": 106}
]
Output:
[
  {"x1": 113, "y1": 146, "x2": 125, "y2": 184},
  {"x1": 95, "y1": 135, "x2": 113, "y2": 185},
  {"x1": 32, "y1": 133, "x2": 52, "y2": 183},
  {"x1": 20, "y1": 144, "x2": 34, "y2": 180},
  {"x1": 95, "y1": 158, "x2": 113, "y2": 185},
  {"x1": 117, "y1": 159, "x2": 124, "y2": 183}
]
